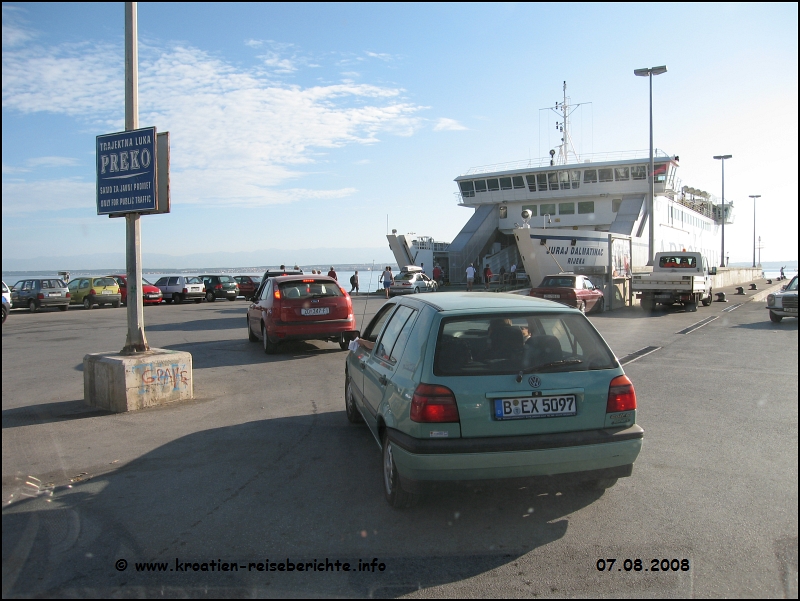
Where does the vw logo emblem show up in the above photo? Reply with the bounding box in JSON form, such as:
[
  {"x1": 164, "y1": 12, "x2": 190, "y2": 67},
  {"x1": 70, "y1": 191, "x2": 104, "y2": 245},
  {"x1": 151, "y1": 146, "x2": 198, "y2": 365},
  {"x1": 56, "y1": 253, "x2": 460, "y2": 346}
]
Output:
[{"x1": 528, "y1": 376, "x2": 541, "y2": 388}]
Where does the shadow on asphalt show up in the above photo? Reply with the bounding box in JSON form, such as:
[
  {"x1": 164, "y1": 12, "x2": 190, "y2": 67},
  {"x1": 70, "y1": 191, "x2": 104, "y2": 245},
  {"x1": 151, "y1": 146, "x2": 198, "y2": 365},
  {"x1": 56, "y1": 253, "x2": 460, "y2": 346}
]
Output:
[
  {"x1": 146, "y1": 318, "x2": 244, "y2": 332},
  {"x1": 2, "y1": 400, "x2": 111, "y2": 429},
  {"x1": 163, "y1": 339, "x2": 347, "y2": 369},
  {"x1": 732, "y1": 320, "x2": 798, "y2": 330},
  {"x1": 2, "y1": 411, "x2": 604, "y2": 597}
]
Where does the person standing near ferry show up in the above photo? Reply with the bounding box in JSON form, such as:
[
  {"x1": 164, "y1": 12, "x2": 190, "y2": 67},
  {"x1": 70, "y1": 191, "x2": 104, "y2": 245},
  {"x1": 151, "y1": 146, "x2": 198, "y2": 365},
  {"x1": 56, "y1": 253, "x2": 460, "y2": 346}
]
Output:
[
  {"x1": 465, "y1": 263, "x2": 476, "y2": 291},
  {"x1": 327, "y1": 266, "x2": 337, "y2": 280},
  {"x1": 381, "y1": 266, "x2": 394, "y2": 299}
]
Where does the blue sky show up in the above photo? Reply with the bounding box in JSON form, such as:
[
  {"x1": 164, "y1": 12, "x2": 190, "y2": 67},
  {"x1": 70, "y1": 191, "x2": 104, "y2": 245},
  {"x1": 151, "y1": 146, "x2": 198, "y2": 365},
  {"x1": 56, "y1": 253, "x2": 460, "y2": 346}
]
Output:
[{"x1": 2, "y1": 2, "x2": 798, "y2": 267}]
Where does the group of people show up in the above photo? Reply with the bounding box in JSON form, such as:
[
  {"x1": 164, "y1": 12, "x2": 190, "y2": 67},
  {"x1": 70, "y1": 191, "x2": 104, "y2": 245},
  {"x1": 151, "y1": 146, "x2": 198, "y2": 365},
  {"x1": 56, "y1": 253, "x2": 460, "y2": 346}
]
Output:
[{"x1": 465, "y1": 263, "x2": 517, "y2": 291}]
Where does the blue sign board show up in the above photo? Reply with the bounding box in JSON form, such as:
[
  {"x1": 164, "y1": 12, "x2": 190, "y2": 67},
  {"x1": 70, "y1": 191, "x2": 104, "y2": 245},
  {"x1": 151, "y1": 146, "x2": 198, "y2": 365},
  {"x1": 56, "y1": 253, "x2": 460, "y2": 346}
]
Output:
[{"x1": 96, "y1": 126, "x2": 157, "y2": 215}]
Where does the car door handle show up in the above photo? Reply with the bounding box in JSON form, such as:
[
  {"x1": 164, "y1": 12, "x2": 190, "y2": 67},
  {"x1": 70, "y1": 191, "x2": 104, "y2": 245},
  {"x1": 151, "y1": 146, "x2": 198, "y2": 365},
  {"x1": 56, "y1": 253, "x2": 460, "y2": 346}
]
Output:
[
  {"x1": 378, "y1": 374, "x2": 388, "y2": 386},
  {"x1": 359, "y1": 361, "x2": 366, "y2": 370}
]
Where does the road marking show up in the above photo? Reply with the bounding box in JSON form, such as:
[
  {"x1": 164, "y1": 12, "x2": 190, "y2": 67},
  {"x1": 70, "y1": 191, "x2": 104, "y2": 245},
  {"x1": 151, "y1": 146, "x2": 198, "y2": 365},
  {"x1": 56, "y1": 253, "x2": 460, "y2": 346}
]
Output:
[
  {"x1": 676, "y1": 316, "x2": 718, "y2": 335},
  {"x1": 722, "y1": 303, "x2": 744, "y2": 312},
  {"x1": 619, "y1": 345, "x2": 661, "y2": 366}
]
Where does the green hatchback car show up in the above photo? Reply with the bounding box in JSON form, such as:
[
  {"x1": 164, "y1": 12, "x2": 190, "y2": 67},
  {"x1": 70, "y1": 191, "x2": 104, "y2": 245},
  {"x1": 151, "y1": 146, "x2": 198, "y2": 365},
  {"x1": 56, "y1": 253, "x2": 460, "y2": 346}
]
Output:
[
  {"x1": 345, "y1": 292, "x2": 643, "y2": 507},
  {"x1": 68, "y1": 277, "x2": 122, "y2": 309}
]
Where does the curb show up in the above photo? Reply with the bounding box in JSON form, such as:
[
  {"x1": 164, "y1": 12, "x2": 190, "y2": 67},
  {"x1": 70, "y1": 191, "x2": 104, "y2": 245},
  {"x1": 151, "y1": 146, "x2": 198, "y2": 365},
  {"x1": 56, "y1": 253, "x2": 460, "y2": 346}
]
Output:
[{"x1": 749, "y1": 282, "x2": 786, "y2": 303}]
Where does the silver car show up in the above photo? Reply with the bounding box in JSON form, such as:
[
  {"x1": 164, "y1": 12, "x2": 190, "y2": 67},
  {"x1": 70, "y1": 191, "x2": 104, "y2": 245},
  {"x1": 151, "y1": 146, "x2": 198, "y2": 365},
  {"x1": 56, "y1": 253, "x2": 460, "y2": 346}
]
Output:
[
  {"x1": 153, "y1": 275, "x2": 206, "y2": 304},
  {"x1": 388, "y1": 269, "x2": 438, "y2": 296}
]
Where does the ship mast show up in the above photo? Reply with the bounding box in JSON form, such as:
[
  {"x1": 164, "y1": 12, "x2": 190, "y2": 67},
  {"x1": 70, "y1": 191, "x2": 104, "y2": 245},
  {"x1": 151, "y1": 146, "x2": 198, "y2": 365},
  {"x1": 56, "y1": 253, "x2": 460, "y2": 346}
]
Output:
[{"x1": 548, "y1": 81, "x2": 583, "y2": 165}]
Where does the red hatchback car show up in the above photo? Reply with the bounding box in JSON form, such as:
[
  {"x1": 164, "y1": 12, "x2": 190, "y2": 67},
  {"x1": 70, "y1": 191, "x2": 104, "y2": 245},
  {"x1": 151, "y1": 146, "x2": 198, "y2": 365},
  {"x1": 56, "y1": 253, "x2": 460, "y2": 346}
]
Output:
[
  {"x1": 247, "y1": 275, "x2": 357, "y2": 353},
  {"x1": 109, "y1": 274, "x2": 163, "y2": 306},
  {"x1": 529, "y1": 273, "x2": 605, "y2": 313}
]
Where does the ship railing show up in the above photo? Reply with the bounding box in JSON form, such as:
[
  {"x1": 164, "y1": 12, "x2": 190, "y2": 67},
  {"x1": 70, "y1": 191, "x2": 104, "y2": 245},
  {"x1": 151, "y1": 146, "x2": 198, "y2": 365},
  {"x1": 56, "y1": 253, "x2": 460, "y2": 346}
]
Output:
[{"x1": 460, "y1": 149, "x2": 673, "y2": 176}]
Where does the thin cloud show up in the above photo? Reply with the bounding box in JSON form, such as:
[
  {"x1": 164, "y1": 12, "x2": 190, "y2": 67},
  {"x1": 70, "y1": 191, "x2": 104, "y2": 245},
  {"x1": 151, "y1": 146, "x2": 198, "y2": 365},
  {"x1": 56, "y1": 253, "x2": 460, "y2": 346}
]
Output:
[
  {"x1": 433, "y1": 117, "x2": 467, "y2": 131},
  {"x1": 26, "y1": 156, "x2": 80, "y2": 168},
  {"x1": 2, "y1": 5, "x2": 36, "y2": 47},
  {"x1": 2, "y1": 36, "x2": 425, "y2": 211},
  {"x1": 2, "y1": 178, "x2": 94, "y2": 215}
]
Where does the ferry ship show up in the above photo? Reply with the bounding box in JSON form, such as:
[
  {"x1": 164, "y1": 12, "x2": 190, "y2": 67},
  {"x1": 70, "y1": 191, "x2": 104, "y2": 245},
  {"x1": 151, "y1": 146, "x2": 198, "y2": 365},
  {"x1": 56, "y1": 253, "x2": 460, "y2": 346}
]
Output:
[{"x1": 388, "y1": 83, "x2": 734, "y2": 296}]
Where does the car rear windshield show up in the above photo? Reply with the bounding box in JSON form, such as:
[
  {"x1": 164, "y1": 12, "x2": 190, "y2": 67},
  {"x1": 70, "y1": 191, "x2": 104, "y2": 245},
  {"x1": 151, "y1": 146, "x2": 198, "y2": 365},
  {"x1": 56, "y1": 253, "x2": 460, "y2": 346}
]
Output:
[
  {"x1": 186, "y1": 277, "x2": 202, "y2": 284},
  {"x1": 397, "y1": 272, "x2": 417, "y2": 281},
  {"x1": 539, "y1": 277, "x2": 576, "y2": 288},
  {"x1": 434, "y1": 312, "x2": 617, "y2": 376},
  {"x1": 93, "y1": 278, "x2": 117, "y2": 287},
  {"x1": 659, "y1": 256, "x2": 696, "y2": 268},
  {"x1": 40, "y1": 279, "x2": 66, "y2": 289},
  {"x1": 278, "y1": 280, "x2": 343, "y2": 299}
]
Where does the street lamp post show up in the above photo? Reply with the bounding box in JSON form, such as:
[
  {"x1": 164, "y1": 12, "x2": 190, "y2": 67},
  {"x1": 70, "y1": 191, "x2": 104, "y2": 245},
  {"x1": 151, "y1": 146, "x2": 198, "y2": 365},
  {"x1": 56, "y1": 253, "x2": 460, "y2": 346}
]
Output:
[
  {"x1": 713, "y1": 154, "x2": 732, "y2": 268},
  {"x1": 749, "y1": 195, "x2": 761, "y2": 268},
  {"x1": 634, "y1": 65, "x2": 668, "y2": 266}
]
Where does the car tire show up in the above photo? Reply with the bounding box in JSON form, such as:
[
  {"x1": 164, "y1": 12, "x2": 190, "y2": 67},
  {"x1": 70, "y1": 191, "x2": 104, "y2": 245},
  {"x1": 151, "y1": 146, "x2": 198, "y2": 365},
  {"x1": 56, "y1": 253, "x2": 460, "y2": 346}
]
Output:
[
  {"x1": 248, "y1": 319, "x2": 258, "y2": 342},
  {"x1": 112, "y1": 301, "x2": 121, "y2": 308},
  {"x1": 83, "y1": 298, "x2": 92, "y2": 310},
  {"x1": 382, "y1": 432, "x2": 418, "y2": 508},
  {"x1": 206, "y1": 292, "x2": 215, "y2": 302},
  {"x1": 701, "y1": 291, "x2": 712, "y2": 307},
  {"x1": 769, "y1": 311, "x2": 783, "y2": 323},
  {"x1": 194, "y1": 298, "x2": 202, "y2": 304},
  {"x1": 59, "y1": 305, "x2": 68, "y2": 312},
  {"x1": 262, "y1": 323, "x2": 278, "y2": 354},
  {"x1": 581, "y1": 477, "x2": 618, "y2": 491},
  {"x1": 577, "y1": 300, "x2": 586, "y2": 313},
  {"x1": 338, "y1": 333, "x2": 350, "y2": 350},
  {"x1": 29, "y1": 299, "x2": 38, "y2": 313},
  {"x1": 594, "y1": 297, "x2": 605, "y2": 313},
  {"x1": 345, "y1": 375, "x2": 364, "y2": 424},
  {"x1": 174, "y1": 293, "x2": 183, "y2": 304},
  {"x1": 2, "y1": 306, "x2": 7, "y2": 323}
]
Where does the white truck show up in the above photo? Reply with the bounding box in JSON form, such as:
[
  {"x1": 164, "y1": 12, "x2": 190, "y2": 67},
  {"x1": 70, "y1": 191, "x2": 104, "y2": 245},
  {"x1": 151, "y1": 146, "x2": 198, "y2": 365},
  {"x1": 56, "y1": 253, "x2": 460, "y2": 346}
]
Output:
[{"x1": 632, "y1": 252, "x2": 714, "y2": 312}]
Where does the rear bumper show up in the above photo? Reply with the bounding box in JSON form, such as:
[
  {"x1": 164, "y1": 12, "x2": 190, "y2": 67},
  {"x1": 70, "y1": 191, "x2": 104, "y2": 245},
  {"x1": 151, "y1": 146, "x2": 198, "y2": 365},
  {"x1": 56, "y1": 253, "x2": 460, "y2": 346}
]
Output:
[
  {"x1": 36, "y1": 296, "x2": 70, "y2": 307},
  {"x1": 388, "y1": 425, "x2": 643, "y2": 483},
  {"x1": 767, "y1": 307, "x2": 798, "y2": 317},
  {"x1": 88, "y1": 293, "x2": 121, "y2": 305},
  {"x1": 269, "y1": 317, "x2": 356, "y2": 341}
]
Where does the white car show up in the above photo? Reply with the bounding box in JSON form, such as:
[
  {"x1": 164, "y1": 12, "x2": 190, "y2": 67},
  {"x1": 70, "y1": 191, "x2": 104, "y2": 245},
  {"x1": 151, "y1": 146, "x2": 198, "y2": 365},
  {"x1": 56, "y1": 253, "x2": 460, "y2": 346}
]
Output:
[{"x1": 767, "y1": 275, "x2": 798, "y2": 323}]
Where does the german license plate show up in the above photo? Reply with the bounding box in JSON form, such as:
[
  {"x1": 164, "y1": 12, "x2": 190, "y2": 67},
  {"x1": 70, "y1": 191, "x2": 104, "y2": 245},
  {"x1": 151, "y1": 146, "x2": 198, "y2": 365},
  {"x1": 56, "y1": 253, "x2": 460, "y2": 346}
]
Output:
[
  {"x1": 49, "y1": 292, "x2": 61, "y2": 296},
  {"x1": 301, "y1": 307, "x2": 329, "y2": 316},
  {"x1": 494, "y1": 395, "x2": 577, "y2": 420},
  {"x1": 786, "y1": 307, "x2": 798, "y2": 313},
  {"x1": 102, "y1": 290, "x2": 112, "y2": 295},
  {"x1": 543, "y1": 294, "x2": 560, "y2": 299},
  {"x1": 656, "y1": 294, "x2": 672, "y2": 299}
]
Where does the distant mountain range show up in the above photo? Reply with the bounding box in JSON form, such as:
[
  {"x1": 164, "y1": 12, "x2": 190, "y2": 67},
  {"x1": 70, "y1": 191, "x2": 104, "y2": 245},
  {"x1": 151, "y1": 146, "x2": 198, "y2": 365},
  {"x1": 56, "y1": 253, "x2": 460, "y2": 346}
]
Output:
[{"x1": 2, "y1": 247, "x2": 396, "y2": 273}]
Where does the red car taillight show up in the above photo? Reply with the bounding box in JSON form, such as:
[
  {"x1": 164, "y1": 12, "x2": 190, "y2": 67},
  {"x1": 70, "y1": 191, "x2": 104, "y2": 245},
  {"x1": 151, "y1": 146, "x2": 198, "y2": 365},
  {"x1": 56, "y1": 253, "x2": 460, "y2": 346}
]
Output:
[
  {"x1": 90, "y1": 289, "x2": 97, "y2": 295},
  {"x1": 410, "y1": 384, "x2": 460, "y2": 423},
  {"x1": 607, "y1": 375, "x2": 637, "y2": 412},
  {"x1": 37, "y1": 293, "x2": 45, "y2": 299},
  {"x1": 215, "y1": 284, "x2": 223, "y2": 290},
  {"x1": 183, "y1": 288, "x2": 188, "y2": 294},
  {"x1": 66, "y1": 292, "x2": 71, "y2": 298}
]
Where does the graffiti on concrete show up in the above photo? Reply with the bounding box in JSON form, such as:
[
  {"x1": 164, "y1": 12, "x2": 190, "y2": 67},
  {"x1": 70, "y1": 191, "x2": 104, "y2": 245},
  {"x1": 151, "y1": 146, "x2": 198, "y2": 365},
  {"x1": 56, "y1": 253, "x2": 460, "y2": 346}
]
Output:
[{"x1": 132, "y1": 363, "x2": 190, "y2": 395}]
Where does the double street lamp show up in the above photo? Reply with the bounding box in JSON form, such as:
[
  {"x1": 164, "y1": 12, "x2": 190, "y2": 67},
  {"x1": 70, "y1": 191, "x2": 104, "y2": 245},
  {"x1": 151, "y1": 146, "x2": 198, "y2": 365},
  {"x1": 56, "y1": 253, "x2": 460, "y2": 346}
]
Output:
[
  {"x1": 749, "y1": 195, "x2": 761, "y2": 268},
  {"x1": 634, "y1": 65, "x2": 668, "y2": 266},
  {"x1": 713, "y1": 154, "x2": 732, "y2": 268}
]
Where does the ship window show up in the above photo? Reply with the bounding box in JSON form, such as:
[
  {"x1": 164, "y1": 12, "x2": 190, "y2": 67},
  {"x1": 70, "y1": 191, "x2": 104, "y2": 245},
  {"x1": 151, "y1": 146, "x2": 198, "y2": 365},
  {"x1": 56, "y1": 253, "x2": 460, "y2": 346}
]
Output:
[
  {"x1": 537, "y1": 173, "x2": 549, "y2": 192},
  {"x1": 559, "y1": 171, "x2": 570, "y2": 190},
  {"x1": 487, "y1": 178, "x2": 500, "y2": 191},
  {"x1": 499, "y1": 206, "x2": 507, "y2": 219},
  {"x1": 499, "y1": 177, "x2": 512, "y2": 190},
  {"x1": 570, "y1": 170, "x2": 581, "y2": 189},
  {"x1": 474, "y1": 180, "x2": 487, "y2": 193},
  {"x1": 631, "y1": 165, "x2": 646, "y2": 180},
  {"x1": 522, "y1": 204, "x2": 537, "y2": 217},
  {"x1": 614, "y1": 167, "x2": 630, "y2": 181},
  {"x1": 578, "y1": 201, "x2": 595, "y2": 214},
  {"x1": 548, "y1": 172, "x2": 559, "y2": 191},
  {"x1": 526, "y1": 175, "x2": 537, "y2": 192},
  {"x1": 559, "y1": 202, "x2": 575, "y2": 215},
  {"x1": 512, "y1": 176, "x2": 525, "y2": 189},
  {"x1": 654, "y1": 163, "x2": 667, "y2": 183},
  {"x1": 459, "y1": 181, "x2": 475, "y2": 198},
  {"x1": 583, "y1": 169, "x2": 597, "y2": 183},
  {"x1": 540, "y1": 203, "x2": 556, "y2": 216},
  {"x1": 612, "y1": 199, "x2": 622, "y2": 212},
  {"x1": 598, "y1": 168, "x2": 613, "y2": 182}
]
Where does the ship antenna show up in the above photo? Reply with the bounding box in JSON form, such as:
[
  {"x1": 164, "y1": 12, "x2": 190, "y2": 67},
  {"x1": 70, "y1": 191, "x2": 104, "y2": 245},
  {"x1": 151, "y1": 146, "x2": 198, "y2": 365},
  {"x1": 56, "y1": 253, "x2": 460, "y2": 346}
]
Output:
[{"x1": 541, "y1": 81, "x2": 587, "y2": 165}]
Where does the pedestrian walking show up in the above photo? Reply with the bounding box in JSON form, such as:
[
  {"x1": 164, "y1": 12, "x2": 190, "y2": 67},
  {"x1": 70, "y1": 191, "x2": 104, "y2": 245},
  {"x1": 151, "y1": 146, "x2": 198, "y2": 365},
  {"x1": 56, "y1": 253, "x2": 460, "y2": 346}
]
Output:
[
  {"x1": 381, "y1": 266, "x2": 394, "y2": 298},
  {"x1": 483, "y1": 265, "x2": 493, "y2": 290},
  {"x1": 433, "y1": 264, "x2": 443, "y2": 286},
  {"x1": 510, "y1": 263, "x2": 517, "y2": 284},
  {"x1": 465, "y1": 263, "x2": 476, "y2": 291},
  {"x1": 349, "y1": 271, "x2": 360, "y2": 295},
  {"x1": 328, "y1": 266, "x2": 337, "y2": 280}
]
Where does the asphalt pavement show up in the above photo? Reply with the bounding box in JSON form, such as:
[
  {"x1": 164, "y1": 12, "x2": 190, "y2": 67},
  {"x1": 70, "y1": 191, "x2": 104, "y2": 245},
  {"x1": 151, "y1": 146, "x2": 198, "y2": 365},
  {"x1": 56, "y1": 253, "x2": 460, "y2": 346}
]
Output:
[{"x1": 2, "y1": 282, "x2": 796, "y2": 598}]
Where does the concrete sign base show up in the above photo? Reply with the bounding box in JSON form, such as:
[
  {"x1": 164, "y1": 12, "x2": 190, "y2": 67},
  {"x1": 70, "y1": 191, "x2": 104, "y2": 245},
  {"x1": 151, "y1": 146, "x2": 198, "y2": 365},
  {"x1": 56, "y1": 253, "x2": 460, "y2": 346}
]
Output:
[{"x1": 84, "y1": 348, "x2": 193, "y2": 412}]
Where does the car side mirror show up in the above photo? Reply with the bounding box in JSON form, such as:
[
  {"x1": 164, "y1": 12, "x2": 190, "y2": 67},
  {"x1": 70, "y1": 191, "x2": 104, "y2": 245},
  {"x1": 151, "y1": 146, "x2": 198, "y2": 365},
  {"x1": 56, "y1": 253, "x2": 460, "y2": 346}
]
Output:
[
  {"x1": 10, "y1": 287, "x2": 16, "y2": 292},
  {"x1": 781, "y1": 285, "x2": 787, "y2": 291},
  {"x1": 709, "y1": 267, "x2": 717, "y2": 276}
]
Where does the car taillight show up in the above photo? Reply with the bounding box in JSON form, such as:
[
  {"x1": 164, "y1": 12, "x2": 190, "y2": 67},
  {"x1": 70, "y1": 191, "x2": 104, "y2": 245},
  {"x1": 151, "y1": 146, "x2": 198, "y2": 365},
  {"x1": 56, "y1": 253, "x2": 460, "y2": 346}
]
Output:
[
  {"x1": 90, "y1": 289, "x2": 96, "y2": 295},
  {"x1": 37, "y1": 293, "x2": 45, "y2": 299},
  {"x1": 183, "y1": 288, "x2": 188, "y2": 294},
  {"x1": 274, "y1": 290, "x2": 281, "y2": 299},
  {"x1": 215, "y1": 284, "x2": 223, "y2": 290},
  {"x1": 66, "y1": 292, "x2": 71, "y2": 298},
  {"x1": 340, "y1": 287, "x2": 347, "y2": 295},
  {"x1": 607, "y1": 375, "x2": 637, "y2": 412},
  {"x1": 410, "y1": 384, "x2": 460, "y2": 423}
]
